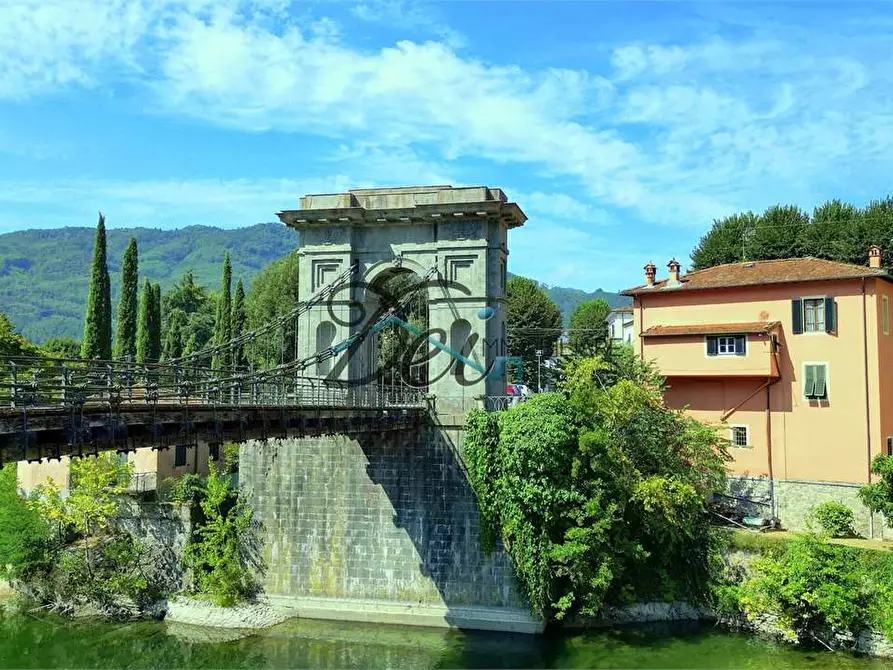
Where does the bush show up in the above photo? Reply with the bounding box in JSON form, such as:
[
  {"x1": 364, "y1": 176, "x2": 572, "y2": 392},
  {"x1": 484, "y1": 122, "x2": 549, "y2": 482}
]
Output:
[
  {"x1": 808, "y1": 501, "x2": 856, "y2": 538},
  {"x1": 738, "y1": 534, "x2": 882, "y2": 644},
  {"x1": 0, "y1": 465, "x2": 52, "y2": 581},
  {"x1": 181, "y1": 461, "x2": 257, "y2": 606},
  {"x1": 464, "y1": 356, "x2": 730, "y2": 622}
]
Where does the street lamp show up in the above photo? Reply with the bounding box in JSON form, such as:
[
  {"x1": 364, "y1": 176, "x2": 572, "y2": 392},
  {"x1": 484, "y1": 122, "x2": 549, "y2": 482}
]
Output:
[{"x1": 535, "y1": 349, "x2": 542, "y2": 393}]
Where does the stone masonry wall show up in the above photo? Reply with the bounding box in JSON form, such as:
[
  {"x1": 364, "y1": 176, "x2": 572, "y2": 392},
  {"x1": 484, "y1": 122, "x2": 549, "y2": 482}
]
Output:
[
  {"x1": 239, "y1": 425, "x2": 532, "y2": 629},
  {"x1": 728, "y1": 475, "x2": 893, "y2": 539},
  {"x1": 114, "y1": 500, "x2": 193, "y2": 594}
]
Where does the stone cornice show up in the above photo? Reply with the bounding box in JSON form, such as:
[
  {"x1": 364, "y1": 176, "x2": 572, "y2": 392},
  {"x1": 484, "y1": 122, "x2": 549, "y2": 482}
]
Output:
[{"x1": 278, "y1": 201, "x2": 526, "y2": 230}]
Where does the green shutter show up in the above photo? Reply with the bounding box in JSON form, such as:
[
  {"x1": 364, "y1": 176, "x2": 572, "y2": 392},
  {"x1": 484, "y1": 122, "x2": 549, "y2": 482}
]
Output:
[
  {"x1": 825, "y1": 297, "x2": 836, "y2": 333},
  {"x1": 734, "y1": 335, "x2": 746, "y2": 356},
  {"x1": 792, "y1": 299, "x2": 803, "y2": 334},
  {"x1": 804, "y1": 364, "x2": 816, "y2": 398},
  {"x1": 707, "y1": 336, "x2": 718, "y2": 356},
  {"x1": 814, "y1": 365, "x2": 827, "y2": 399}
]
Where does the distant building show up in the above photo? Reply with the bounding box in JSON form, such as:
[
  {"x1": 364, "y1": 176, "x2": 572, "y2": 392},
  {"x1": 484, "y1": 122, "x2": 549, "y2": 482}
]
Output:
[
  {"x1": 17, "y1": 444, "x2": 223, "y2": 494},
  {"x1": 607, "y1": 307, "x2": 634, "y2": 344}
]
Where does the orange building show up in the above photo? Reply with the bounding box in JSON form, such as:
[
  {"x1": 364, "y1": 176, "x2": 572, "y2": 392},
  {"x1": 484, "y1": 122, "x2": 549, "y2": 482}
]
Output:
[{"x1": 623, "y1": 247, "x2": 893, "y2": 536}]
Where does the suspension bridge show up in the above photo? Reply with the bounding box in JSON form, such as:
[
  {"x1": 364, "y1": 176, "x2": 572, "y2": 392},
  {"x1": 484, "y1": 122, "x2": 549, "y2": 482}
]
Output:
[
  {"x1": 0, "y1": 185, "x2": 527, "y2": 466},
  {"x1": 2, "y1": 185, "x2": 545, "y2": 634}
]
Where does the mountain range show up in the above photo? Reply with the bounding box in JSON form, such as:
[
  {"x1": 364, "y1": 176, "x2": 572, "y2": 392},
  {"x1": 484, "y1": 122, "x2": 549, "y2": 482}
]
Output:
[{"x1": 0, "y1": 224, "x2": 630, "y2": 342}]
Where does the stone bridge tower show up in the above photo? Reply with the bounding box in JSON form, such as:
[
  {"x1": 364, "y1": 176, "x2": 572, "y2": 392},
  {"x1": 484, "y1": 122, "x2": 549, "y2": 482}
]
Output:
[{"x1": 278, "y1": 185, "x2": 526, "y2": 415}]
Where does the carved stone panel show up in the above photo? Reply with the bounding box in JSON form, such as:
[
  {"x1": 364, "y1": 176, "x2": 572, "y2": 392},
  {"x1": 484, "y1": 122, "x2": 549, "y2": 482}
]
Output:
[
  {"x1": 312, "y1": 260, "x2": 342, "y2": 292},
  {"x1": 440, "y1": 220, "x2": 482, "y2": 241}
]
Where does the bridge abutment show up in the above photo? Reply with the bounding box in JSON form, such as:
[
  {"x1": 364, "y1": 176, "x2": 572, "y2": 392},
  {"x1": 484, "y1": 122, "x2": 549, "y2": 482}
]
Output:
[{"x1": 239, "y1": 423, "x2": 542, "y2": 634}]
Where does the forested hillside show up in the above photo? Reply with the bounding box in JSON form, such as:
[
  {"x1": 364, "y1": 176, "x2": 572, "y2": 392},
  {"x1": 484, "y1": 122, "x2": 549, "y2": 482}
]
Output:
[
  {"x1": 0, "y1": 224, "x2": 629, "y2": 342},
  {"x1": 0, "y1": 224, "x2": 298, "y2": 342}
]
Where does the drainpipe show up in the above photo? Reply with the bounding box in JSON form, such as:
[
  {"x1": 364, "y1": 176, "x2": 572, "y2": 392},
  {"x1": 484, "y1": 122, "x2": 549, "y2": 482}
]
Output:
[
  {"x1": 637, "y1": 298, "x2": 644, "y2": 359},
  {"x1": 863, "y1": 278, "x2": 875, "y2": 538}
]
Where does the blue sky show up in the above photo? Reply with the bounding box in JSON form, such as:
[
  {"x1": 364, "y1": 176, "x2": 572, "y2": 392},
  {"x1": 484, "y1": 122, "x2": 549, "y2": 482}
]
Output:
[{"x1": 2, "y1": 0, "x2": 893, "y2": 292}]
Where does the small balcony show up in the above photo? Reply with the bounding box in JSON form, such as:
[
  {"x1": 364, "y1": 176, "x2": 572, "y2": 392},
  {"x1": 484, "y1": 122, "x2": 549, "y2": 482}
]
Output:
[{"x1": 640, "y1": 322, "x2": 781, "y2": 379}]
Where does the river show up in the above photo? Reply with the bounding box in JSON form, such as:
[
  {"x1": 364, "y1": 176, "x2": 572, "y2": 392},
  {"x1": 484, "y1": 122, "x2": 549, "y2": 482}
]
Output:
[{"x1": 1, "y1": 615, "x2": 892, "y2": 668}]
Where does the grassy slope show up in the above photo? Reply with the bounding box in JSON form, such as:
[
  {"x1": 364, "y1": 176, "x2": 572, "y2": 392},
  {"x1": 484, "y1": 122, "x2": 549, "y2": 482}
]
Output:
[{"x1": 0, "y1": 224, "x2": 630, "y2": 342}]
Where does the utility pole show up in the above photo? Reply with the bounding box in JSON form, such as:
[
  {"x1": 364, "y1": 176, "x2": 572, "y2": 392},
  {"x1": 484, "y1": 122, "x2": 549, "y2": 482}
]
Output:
[{"x1": 535, "y1": 349, "x2": 542, "y2": 393}]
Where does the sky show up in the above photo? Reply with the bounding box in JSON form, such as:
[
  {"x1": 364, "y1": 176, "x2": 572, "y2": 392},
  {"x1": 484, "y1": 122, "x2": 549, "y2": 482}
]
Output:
[{"x1": 2, "y1": 0, "x2": 893, "y2": 293}]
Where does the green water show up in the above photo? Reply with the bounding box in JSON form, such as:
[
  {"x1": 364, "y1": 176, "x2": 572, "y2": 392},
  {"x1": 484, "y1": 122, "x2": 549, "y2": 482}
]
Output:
[{"x1": 1, "y1": 615, "x2": 892, "y2": 669}]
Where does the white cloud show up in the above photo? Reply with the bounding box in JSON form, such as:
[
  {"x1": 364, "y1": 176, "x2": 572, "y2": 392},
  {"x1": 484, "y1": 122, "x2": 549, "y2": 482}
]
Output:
[{"x1": 2, "y1": 0, "x2": 893, "y2": 252}]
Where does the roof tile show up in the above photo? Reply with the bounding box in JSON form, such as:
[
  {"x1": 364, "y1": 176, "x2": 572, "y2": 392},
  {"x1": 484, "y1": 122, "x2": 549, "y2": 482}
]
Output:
[
  {"x1": 623, "y1": 258, "x2": 889, "y2": 296},
  {"x1": 641, "y1": 322, "x2": 781, "y2": 337}
]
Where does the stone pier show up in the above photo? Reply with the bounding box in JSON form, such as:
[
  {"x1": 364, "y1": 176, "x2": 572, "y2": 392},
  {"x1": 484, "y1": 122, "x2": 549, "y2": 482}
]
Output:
[{"x1": 239, "y1": 426, "x2": 541, "y2": 633}]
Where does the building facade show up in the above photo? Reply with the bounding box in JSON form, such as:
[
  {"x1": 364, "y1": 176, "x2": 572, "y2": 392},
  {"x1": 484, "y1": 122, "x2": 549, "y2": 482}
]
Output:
[
  {"x1": 607, "y1": 307, "x2": 634, "y2": 344},
  {"x1": 623, "y1": 249, "x2": 893, "y2": 536},
  {"x1": 16, "y1": 443, "x2": 222, "y2": 494}
]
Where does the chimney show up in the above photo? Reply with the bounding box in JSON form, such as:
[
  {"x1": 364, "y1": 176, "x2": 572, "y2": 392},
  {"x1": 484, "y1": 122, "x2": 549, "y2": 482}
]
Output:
[
  {"x1": 667, "y1": 258, "x2": 682, "y2": 286},
  {"x1": 644, "y1": 262, "x2": 657, "y2": 287},
  {"x1": 869, "y1": 245, "x2": 882, "y2": 269}
]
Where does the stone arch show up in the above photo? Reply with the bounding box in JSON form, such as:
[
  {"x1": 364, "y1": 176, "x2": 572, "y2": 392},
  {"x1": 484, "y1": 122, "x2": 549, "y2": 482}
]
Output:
[
  {"x1": 365, "y1": 265, "x2": 429, "y2": 389},
  {"x1": 315, "y1": 321, "x2": 337, "y2": 376}
]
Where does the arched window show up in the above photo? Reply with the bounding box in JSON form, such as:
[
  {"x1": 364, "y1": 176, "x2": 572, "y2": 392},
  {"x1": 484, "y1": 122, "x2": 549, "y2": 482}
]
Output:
[
  {"x1": 316, "y1": 321, "x2": 337, "y2": 376},
  {"x1": 450, "y1": 319, "x2": 472, "y2": 380}
]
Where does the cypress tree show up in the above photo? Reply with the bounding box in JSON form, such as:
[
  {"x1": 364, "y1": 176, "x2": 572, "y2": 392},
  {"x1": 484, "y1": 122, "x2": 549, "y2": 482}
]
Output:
[
  {"x1": 231, "y1": 278, "x2": 247, "y2": 370},
  {"x1": 114, "y1": 237, "x2": 139, "y2": 360},
  {"x1": 151, "y1": 283, "x2": 163, "y2": 363},
  {"x1": 136, "y1": 279, "x2": 153, "y2": 363},
  {"x1": 212, "y1": 253, "x2": 233, "y2": 370},
  {"x1": 81, "y1": 213, "x2": 112, "y2": 360},
  {"x1": 162, "y1": 310, "x2": 185, "y2": 361},
  {"x1": 183, "y1": 333, "x2": 198, "y2": 359}
]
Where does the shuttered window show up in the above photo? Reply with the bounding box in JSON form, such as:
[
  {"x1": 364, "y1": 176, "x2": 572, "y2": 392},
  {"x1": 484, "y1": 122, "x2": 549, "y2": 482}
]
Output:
[
  {"x1": 804, "y1": 364, "x2": 829, "y2": 400},
  {"x1": 707, "y1": 335, "x2": 746, "y2": 356},
  {"x1": 793, "y1": 297, "x2": 836, "y2": 334},
  {"x1": 175, "y1": 444, "x2": 187, "y2": 467}
]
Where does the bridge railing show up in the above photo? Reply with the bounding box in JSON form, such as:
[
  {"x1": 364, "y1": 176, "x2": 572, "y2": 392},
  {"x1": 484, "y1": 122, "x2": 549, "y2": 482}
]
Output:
[{"x1": 0, "y1": 357, "x2": 426, "y2": 411}]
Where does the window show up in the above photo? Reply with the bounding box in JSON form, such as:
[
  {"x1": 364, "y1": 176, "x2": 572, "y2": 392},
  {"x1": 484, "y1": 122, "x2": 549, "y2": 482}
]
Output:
[
  {"x1": 804, "y1": 363, "x2": 829, "y2": 400},
  {"x1": 884, "y1": 296, "x2": 890, "y2": 335},
  {"x1": 707, "y1": 335, "x2": 746, "y2": 356},
  {"x1": 209, "y1": 443, "x2": 220, "y2": 462},
  {"x1": 887, "y1": 437, "x2": 892, "y2": 457},
  {"x1": 175, "y1": 444, "x2": 187, "y2": 467},
  {"x1": 792, "y1": 297, "x2": 836, "y2": 334},
  {"x1": 730, "y1": 426, "x2": 749, "y2": 448}
]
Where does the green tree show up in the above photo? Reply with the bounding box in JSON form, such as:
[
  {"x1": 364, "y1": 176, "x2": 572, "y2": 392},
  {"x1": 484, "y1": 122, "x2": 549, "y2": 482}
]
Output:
[
  {"x1": 212, "y1": 253, "x2": 233, "y2": 370},
  {"x1": 745, "y1": 205, "x2": 809, "y2": 261},
  {"x1": 114, "y1": 237, "x2": 139, "y2": 360},
  {"x1": 162, "y1": 271, "x2": 215, "y2": 360},
  {"x1": 0, "y1": 312, "x2": 41, "y2": 357},
  {"x1": 859, "y1": 454, "x2": 893, "y2": 525},
  {"x1": 182, "y1": 461, "x2": 257, "y2": 606},
  {"x1": 81, "y1": 213, "x2": 112, "y2": 360},
  {"x1": 861, "y1": 197, "x2": 893, "y2": 266},
  {"x1": 231, "y1": 278, "x2": 247, "y2": 370},
  {"x1": 136, "y1": 279, "x2": 153, "y2": 363},
  {"x1": 690, "y1": 212, "x2": 758, "y2": 270},
  {"x1": 568, "y1": 298, "x2": 611, "y2": 358},
  {"x1": 0, "y1": 464, "x2": 50, "y2": 580},
  {"x1": 244, "y1": 251, "x2": 300, "y2": 369},
  {"x1": 464, "y1": 355, "x2": 729, "y2": 621},
  {"x1": 804, "y1": 200, "x2": 861, "y2": 262},
  {"x1": 151, "y1": 283, "x2": 162, "y2": 363},
  {"x1": 162, "y1": 309, "x2": 186, "y2": 361},
  {"x1": 507, "y1": 276, "x2": 562, "y2": 386},
  {"x1": 41, "y1": 336, "x2": 81, "y2": 360}
]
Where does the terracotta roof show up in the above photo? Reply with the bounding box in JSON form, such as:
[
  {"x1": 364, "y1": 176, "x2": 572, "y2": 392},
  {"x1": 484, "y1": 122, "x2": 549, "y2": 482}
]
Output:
[
  {"x1": 623, "y1": 258, "x2": 890, "y2": 296},
  {"x1": 641, "y1": 322, "x2": 781, "y2": 338}
]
